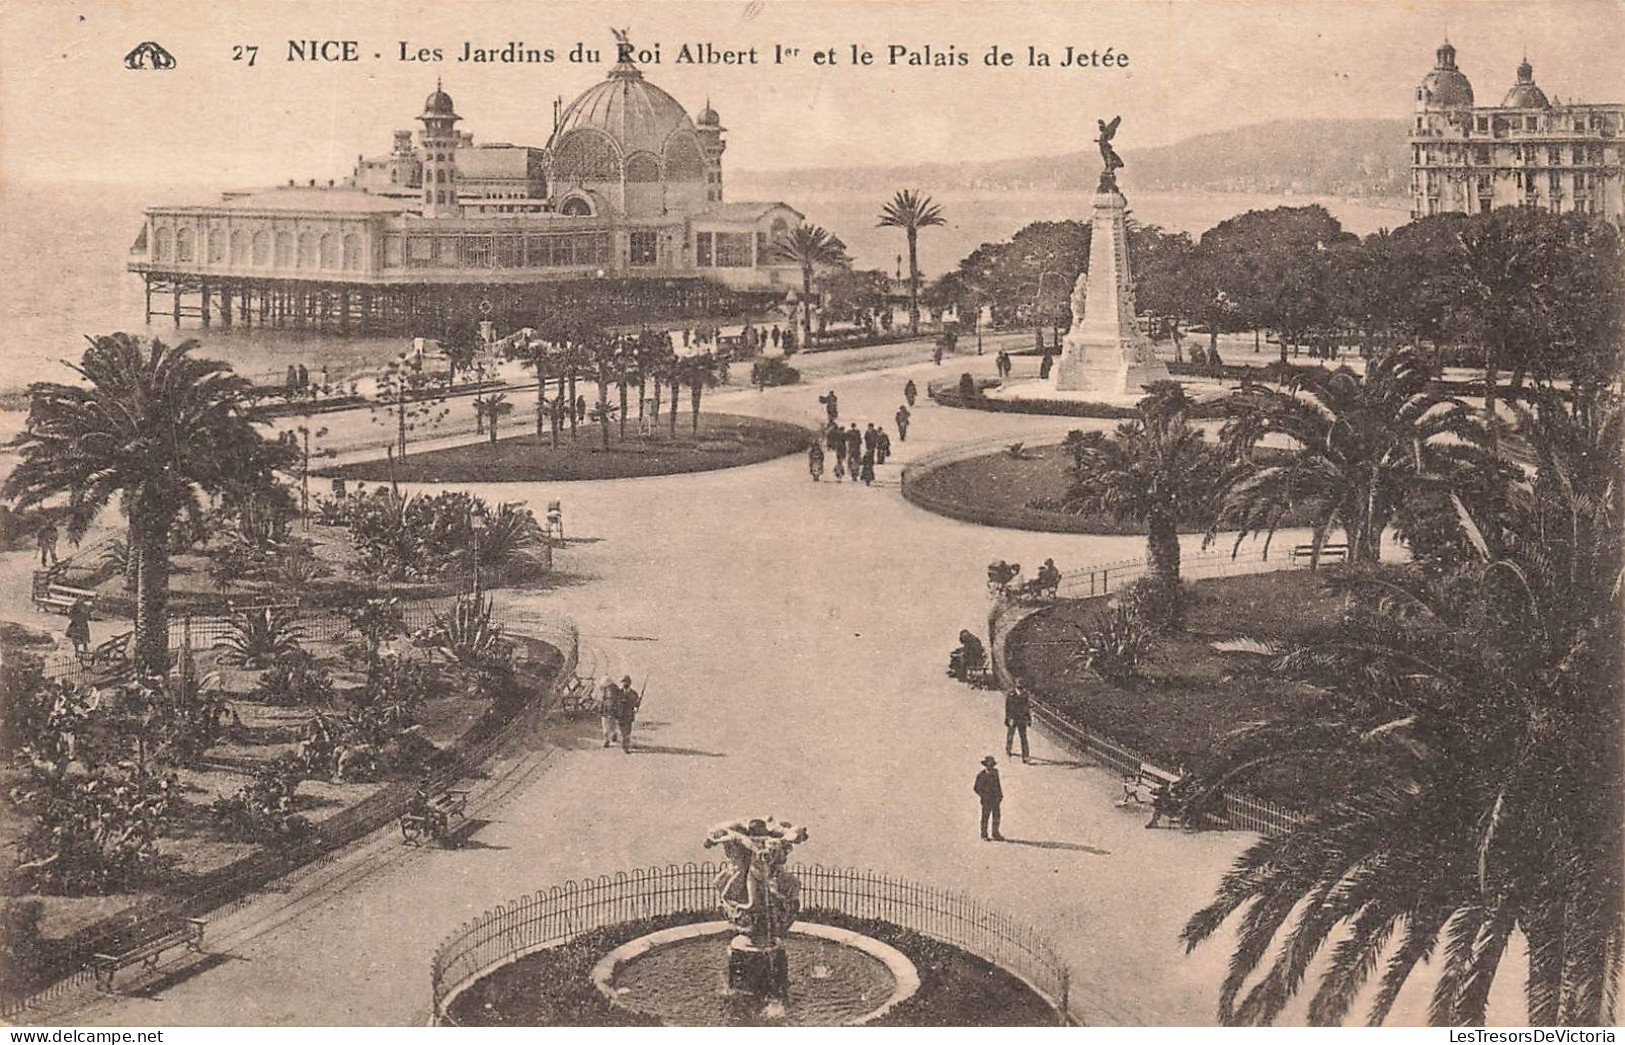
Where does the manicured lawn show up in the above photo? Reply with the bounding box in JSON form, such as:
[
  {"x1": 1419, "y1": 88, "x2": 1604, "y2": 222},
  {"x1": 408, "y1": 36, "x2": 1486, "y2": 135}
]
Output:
[
  {"x1": 1006, "y1": 570, "x2": 1352, "y2": 807},
  {"x1": 324, "y1": 412, "x2": 812, "y2": 484},
  {"x1": 907, "y1": 443, "x2": 1314, "y2": 534}
]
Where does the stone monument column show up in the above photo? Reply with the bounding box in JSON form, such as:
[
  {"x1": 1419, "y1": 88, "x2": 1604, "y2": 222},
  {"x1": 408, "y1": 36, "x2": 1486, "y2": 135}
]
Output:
[{"x1": 1052, "y1": 118, "x2": 1170, "y2": 397}]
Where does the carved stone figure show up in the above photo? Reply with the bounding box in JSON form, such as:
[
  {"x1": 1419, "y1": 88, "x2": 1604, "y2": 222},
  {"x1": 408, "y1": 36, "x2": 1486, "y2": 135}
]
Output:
[
  {"x1": 1096, "y1": 115, "x2": 1125, "y2": 189},
  {"x1": 704, "y1": 817, "x2": 808, "y2": 999}
]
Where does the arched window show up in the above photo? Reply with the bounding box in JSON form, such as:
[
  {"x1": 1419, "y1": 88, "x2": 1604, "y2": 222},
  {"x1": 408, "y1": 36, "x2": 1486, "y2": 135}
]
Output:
[
  {"x1": 624, "y1": 152, "x2": 661, "y2": 183},
  {"x1": 207, "y1": 229, "x2": 225, "y2": 263},
  {"x1": 176, "y1": 228, "x2": 195, "y2": 262},
  {"x1": 251, "y1": 230, "x2": 270, "y2": 266},
  {"x1": 663, "y1": 134, "x2": 705, "y2": 180},
  {"x1": 560, "y1": 195, "x2": 593, "y2": 216},
  {"x1": 274, "y1": 231, "x2": 293, "y2": 267},
  {"x1": 154, "y1": 228, "x2": 172, "y2": 262},
  {"x1": 297, "y1": 232, "x2": 317, "y2": 268},
  {"x1": 318, "y1": 233, "x2": 339, "y2": 269},
  {"x1": 436, "y1": 169, "x2": 446, "y2": 184},
  {"x1": 553, "y1": 131, "x2": 619, "y2": 181},
  {"x1": 436, "y1": 191, "x2": 446, "y2": 205},
  {"x1": 342, "y1": 233, "x2": 362, "y2": 270},
  {"x1": 230, "y1": 229, "x2": 250, "y2": 265}
]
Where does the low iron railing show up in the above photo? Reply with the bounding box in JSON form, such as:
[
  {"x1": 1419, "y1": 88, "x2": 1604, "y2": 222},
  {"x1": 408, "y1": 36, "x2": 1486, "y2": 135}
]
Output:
[{"x1": 430, "y1": 863, "x2": 1073, "y2": 1026}]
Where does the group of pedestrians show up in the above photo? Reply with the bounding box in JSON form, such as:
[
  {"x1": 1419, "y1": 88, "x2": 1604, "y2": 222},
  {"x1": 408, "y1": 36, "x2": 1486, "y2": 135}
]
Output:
[
  {"x1": 993, "y1": 350, "x2": 1015, "y2": 380},
  {"x1": 807, "y1": 385, "x2": 916, "y2": 486}
]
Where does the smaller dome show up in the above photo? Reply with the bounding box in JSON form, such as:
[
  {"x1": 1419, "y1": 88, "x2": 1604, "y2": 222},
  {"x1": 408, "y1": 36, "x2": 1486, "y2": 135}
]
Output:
[
  {"x1": 422, "y1": 81, "x2": 459, "y2": 119},
  {"x1": 697, "y1": 100, "x2": 720, "y2": 127},
  {"x1": 1502, "y1": 58, "x2": 1550, "y2": 108}
]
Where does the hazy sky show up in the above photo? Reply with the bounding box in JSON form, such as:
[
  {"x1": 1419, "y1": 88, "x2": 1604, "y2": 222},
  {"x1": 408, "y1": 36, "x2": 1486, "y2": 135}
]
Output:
[{"x1": 2, "y1": 0, "x2": 1621, "y2": 187}]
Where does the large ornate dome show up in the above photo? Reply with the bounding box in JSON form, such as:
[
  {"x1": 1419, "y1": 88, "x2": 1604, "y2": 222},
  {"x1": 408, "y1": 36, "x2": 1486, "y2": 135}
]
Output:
[
  {"x1": 550, "y1": 60, "x2": 698, "y2": 158},
  {"x1": 1502, "y1": 58, "x2": 1550, "y2": 108},
  {"x1": 1419, "y1": 40, "x2": 1474, "y2": 109}
]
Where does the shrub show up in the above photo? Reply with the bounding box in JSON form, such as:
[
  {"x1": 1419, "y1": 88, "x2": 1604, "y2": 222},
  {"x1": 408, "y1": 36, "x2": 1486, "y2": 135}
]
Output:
[
  {"x1": 353, "y1": 652, "x2": 439, "y2": 738},
  {"x1": 345, "y1": 596, "x2": 406, "y2": 668},
  {"x1": 749, "y1": 357, "x2": 801, "y2": 390},
  {"x1": 211, "y1": 754, "x2": 310, "y2": 843},
  {"x1": 1071, "y1": 606, "x2": 1155, "y2": 680},
  {"x1": 0, "y1": 900, "x2": 47, "y2": 988},
  {"x1": 12, "y1": 767, "x2": 177, "y2": 894},
  {"x1": 214, "y1": 606, "x2": 306, "y2": 668},
  {"x1": 251, "y1": 651, "x2": 336, "y2": 706},
  {"x1": 1119, "y1": 574, "x2": 1186, "y2": 633},
  {"x1": 0, "y1": 654, "x2": 48, "y2": 756},
  {"x1": 475, "y1": 503, "x2": 546, "y2": 577}
]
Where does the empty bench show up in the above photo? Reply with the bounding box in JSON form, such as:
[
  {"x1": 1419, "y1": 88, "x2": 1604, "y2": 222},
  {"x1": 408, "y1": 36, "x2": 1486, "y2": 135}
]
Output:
[
  {"x1": 31, "y1": 573, "x2": 97, "y2": 615},
  {"x1": 1291, "y1": 543, "x2": 1349, "y2": 565},
  {"x1": 83, "y1": 631, "x2": 132, "y2": 670},
  {"x1": 92, "y1": 918, "x2": 206, "y2": 992},
  {"x1": 400, "y1": 788, "x2": 469, "y2": 846}
]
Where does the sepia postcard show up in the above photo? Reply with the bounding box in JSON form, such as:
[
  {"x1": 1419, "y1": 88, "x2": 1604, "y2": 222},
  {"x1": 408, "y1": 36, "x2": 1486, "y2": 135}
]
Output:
[{"x1": 0, "y1": 0, "x2": 1620, "y2": 1033}]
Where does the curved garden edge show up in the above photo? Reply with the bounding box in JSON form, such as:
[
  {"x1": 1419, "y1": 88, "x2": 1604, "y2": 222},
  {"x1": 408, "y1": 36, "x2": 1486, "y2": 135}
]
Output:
[
  {"x1": 898, "y1": 431, "x2": 1109, "y2": 535},
  {"x1": 0, "y1": 614, "x2": 580, "y2": 1017},
  {"x1": 985, "y1": 560, "x2": 1305, "y2": 836}
]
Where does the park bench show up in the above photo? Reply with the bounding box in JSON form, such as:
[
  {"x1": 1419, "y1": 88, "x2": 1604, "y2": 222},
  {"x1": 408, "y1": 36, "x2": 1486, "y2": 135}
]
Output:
[
  {"x1": 557, "y1": 671, "x2": 601, "y2": 715},
  {"x1": 92, "y1": 917, "x2": 206, "y2": 993},
  {"x1": 400, "y1": 788, "x2": 469, "y2": 846},
  {"x1": 1291, "y1": 542, "x2": 1349, "y2": 565},
  {"x1": 83, "y1": 631, "x2": 133, "y2": 670},
  {"x1": 31, "y1": 572, "x2": 97, "y2": 615}
]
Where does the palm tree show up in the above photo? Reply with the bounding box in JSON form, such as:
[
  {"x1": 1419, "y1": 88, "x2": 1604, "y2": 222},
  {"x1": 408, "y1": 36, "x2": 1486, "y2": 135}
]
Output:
[
  {"x1": 1216, "y1": 348, "x2": 1489, "y2": 567},
  {"x1": 4, "y1": 336, "x2": 293, "y2": 673},
  {"x1": 1179, "y1": 392, "x2": 1622, "y2": 1027},
  {"x1": 513, "y1": 337, "x2": 556, "y2": 445},
  {"x1": 878, "y1": 190, "x2": 947, "y2": 337},
  {"x1": 474, "y1": 393, "x2": 512, "y2": 445},
  {"x1": 1056, "y1": 383, "x2": 1216, "y2": 587},
  {"x1": 675, "y1": 352, "x2": 726, "y2": 436},
  {"x1": 771, "y1": 224, "x2": 850, "y2": 349}
]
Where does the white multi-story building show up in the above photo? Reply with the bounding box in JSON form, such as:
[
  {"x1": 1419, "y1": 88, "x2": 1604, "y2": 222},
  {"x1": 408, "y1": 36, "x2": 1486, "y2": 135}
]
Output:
[{"x1": 1410, "y1": 40, "x2": 1623, "y2": 221}]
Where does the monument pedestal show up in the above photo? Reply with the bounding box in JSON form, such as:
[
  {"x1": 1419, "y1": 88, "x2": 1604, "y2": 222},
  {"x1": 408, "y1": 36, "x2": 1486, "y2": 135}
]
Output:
[{"x1": 1052, "y1": 185, "x2": 1169, "y2": 397}]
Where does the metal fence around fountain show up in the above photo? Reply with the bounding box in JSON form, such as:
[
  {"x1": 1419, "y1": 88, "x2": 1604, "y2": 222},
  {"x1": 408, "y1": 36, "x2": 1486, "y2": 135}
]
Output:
[{"x1": 429, "y1": 862, "x2": 1074, "y2": 1026}]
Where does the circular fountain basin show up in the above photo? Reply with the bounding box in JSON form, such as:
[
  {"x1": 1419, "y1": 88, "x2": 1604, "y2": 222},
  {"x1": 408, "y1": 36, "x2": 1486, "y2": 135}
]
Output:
[{"x1": 591, "y1": 921, "x2": 919, "y2": 1026}]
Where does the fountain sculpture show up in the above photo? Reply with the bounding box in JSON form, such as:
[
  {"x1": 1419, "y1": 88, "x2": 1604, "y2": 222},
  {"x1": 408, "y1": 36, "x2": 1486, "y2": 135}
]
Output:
[{"x1": 703, "y1": 817, "x2": 809, "y2": 1002}]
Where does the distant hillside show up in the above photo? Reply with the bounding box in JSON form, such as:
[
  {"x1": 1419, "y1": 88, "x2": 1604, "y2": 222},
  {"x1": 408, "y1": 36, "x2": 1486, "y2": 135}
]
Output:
[{"x1": 735, "y1": 118, "x2": 1410, "y2": 198}]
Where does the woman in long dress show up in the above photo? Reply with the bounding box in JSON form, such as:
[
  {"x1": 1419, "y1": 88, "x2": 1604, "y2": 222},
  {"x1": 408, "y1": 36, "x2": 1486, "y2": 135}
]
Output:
[{"x1": 807, "y1": 442, "x2": 824, "y2": 481}]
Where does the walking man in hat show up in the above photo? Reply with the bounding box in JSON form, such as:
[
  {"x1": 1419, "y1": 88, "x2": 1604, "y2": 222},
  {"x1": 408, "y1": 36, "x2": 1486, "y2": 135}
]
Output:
[
  {"x1": 1005, "y1": 686, "x2": 1031, "y2": 764},
  {"x1": 974, "y1": 756, "x2": 1005, "y2": 841},
  {"x1": 614, "y1": 674, "x2": 641, "y2": 753}
]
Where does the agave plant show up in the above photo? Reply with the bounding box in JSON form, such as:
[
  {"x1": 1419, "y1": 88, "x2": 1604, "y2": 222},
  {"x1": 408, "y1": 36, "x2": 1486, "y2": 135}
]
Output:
[
  {"x1": 419, "y1": 593, "x2": 510, "y2": 672},
  {"x1": 1069, "y1": 605, "x2": 1155, "y2": 681},
  {"x1": 214, "y1": 606, "x2": 305, "y2": 669},
  {"x1": 469, "y1": 502, "x2": 545, "y2": 578}
]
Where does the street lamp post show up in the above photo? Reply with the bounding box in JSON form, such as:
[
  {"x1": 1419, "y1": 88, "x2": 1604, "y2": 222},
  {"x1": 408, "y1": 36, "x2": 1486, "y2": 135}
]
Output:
[{"x1": 471, "y1": 511, "x2": 486, "y2": 599}]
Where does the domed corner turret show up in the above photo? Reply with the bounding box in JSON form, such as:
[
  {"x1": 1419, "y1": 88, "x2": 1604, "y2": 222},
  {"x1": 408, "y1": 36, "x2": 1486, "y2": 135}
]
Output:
[
  {"x1": 697, "y1": 99, "x2": 722, "y2": 128},
  {"x1": 1502, "y1": 57, "x2": 1551, "y2": 109},
  {"x1": 1417, "y1": 38, "x2": 1475, "y2": 111},
  {"x1": 421, "y1": 78, "x2": 460, "y2": 122}
]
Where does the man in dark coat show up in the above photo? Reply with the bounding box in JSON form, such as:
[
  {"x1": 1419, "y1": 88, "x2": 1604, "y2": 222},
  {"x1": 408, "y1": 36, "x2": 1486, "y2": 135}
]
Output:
[
  {"x1": 875, "y1": 427, "x2": 891, "y2": 465},
  {"x1": 1004, "y1": 687, "x2": 1032, "y2": 763},
  {"x1": 863, "y1": 423, "x2": 877, "y2": 455},
  {"x1": 974, "y1": 756, "x2": 1005, "y2": 841},
  {"x1": 846, "y1": 423, "x2": 862, "y2": 479},
  {"x1": 614, "y1": 674, "x2": 640, "y2": 753},
  {"x1": 895, "y1": 404, "x2": 910, "y2": 442}
]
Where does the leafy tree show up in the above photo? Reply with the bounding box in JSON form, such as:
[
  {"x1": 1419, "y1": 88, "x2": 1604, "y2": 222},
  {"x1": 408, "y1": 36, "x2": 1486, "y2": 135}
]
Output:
[
  {"x1": 818, "y1": 268, "x2": 891, "y2": 327},
  {"x1": 3, "y1": 336, "x2": 294, "y2": 673},
  {"x1": 1179, "y1": 392, "x2": 1622, "y2": 1027},
  {"x1": 877, "y1": 190, "x2": 946, "y2": 336},
  {"x1": 370, "y1": 352, "x2": 450, "y2": 466},
  {"x1": 439, "y1": 318, "x2": 483, "y2": 388},
  {"x1": 12, "y1": 767, "x2": 177, "y2": 893},
  {"x1": 1052, "y1": 383, "x2": 1218, "y2": 586},
  {"x1": 771, "y1": 224, "x2": 850, "y2": 348},
  {"x1": 1216, "y1": 348, "x2": 1488, "y2": 566}
]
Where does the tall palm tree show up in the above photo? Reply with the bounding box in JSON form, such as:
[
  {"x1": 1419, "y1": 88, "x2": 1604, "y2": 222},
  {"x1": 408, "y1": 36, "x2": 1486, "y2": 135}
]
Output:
[
  {"x1": 1057, "y1": 383, "x2": 1216, "y2": 587},
  {"x1": 1179, "y1": 392, "x2": 1622, "y2": 1027},
  {"x1": 4, "y1": 336, "x2": 293, "y2": 673},
  {"x1": 514, "y1": 337, "x2": 555, "y2": 445},
  {"x1": 877, "y1": 190, "x2": 947, "y2": 337},
  {"x1": 771, "y1": 224, "x2": 850, "y2": 349},
  {"x1": 1216, "y1": 348, "x2": 1488, "y2": 567}
]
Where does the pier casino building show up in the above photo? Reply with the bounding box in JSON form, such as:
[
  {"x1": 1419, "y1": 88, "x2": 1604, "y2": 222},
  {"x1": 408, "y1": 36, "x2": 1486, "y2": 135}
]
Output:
[
  {"x1": 1410, "y1": 41, "x2": 1624, "y2": 221},
  {"x1": 128, "y1": 60, "x2": 805, "y2": 333}
]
